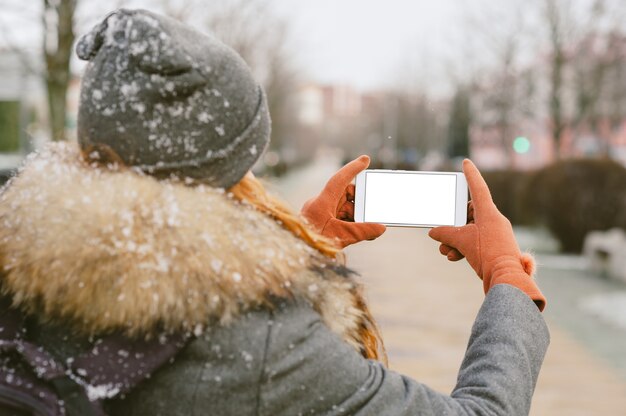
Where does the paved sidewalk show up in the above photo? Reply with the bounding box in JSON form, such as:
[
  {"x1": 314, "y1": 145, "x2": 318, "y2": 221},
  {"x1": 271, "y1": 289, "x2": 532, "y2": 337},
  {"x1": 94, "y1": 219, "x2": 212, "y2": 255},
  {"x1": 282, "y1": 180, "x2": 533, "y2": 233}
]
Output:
[{"x1": 273, "y1": 157, "x2": 626, "y2": 416}]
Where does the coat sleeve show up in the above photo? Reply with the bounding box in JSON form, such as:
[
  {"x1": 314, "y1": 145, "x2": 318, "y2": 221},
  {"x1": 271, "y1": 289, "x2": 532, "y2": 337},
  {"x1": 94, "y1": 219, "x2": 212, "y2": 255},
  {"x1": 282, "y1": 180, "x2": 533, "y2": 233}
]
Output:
[{"x1": 258, "y1": 284, "x2": 550, "y2": 416}]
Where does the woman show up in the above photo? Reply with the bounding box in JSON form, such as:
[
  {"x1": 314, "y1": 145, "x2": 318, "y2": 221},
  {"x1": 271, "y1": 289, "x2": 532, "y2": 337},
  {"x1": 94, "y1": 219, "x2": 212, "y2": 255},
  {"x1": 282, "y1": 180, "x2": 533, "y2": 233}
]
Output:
[{"x1": 0, "y1": 9, "x2": 548, "y2": 415}]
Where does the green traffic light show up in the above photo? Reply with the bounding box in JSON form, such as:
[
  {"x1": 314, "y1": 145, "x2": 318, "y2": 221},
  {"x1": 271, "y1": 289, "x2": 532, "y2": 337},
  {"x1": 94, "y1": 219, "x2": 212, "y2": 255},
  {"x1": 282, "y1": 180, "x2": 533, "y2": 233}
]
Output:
[{"x1": 513, "y1": 136, "x2": 531, "y2": 154}]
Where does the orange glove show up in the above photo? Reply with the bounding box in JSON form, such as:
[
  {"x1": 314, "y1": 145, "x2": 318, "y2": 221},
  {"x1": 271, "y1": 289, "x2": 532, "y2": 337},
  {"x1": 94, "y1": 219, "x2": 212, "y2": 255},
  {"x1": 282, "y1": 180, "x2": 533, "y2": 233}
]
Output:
[
  {"x1": 428, "y1": 159, "x2": 547, "y2": 311},
  {"x1": 301, "y1": 155, "x2": 386, "y2": 248}
]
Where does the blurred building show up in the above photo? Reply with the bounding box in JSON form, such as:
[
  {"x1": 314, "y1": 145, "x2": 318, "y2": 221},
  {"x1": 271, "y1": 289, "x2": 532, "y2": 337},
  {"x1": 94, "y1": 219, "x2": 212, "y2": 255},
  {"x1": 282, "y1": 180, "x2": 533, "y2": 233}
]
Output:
[
  {"x1": 295, "y1": 83, "x2": 445, "y2": 169},
  {"x1": 297, "y1": 84, "x2": 362, "y2": 126},
  {"x1": 0, "y1": 49, "x2": 81, "y2": 170},
  {"x1": 296, "y1": 83, "x2": 369, "y2": 151},
  {"x1": 0, "y1": 49, "x2": 44, "y2": 168}
]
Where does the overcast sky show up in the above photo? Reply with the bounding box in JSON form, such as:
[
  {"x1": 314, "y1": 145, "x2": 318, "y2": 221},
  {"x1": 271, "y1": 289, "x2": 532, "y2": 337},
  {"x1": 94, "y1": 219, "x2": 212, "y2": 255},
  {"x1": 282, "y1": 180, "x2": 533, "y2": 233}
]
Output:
[{"x1": 271, "y1": 0, "x2": 463, "y2": 90}]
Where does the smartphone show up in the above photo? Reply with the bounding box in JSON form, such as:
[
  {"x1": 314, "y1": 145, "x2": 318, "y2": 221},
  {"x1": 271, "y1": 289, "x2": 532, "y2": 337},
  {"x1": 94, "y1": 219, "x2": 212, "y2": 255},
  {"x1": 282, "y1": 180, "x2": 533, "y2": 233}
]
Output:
[{"x1": 354, "y1": 169, "x2": 468, "y2": 227}]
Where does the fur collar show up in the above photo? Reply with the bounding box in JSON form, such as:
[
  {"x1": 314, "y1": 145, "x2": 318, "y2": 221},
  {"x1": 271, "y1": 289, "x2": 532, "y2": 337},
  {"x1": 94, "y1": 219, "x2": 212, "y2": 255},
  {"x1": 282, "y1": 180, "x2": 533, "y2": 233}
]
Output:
[{"x1": 0, "y1": 143, "x2": 369, "y2": 352}]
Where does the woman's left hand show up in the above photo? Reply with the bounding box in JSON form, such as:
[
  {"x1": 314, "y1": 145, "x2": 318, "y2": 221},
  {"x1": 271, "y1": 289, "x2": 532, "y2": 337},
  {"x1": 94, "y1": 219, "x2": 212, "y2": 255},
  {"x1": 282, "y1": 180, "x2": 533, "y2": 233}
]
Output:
[{"x1": 301, "y1": 155, "x2": 386, "y2": 248}]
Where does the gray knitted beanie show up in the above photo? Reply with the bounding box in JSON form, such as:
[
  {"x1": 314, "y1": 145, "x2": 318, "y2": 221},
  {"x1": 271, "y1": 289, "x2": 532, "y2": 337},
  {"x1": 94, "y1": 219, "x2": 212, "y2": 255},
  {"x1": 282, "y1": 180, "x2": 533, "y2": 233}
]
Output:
[{"x1": 75, "y1": 9, "x2": 271, "y2": 188}]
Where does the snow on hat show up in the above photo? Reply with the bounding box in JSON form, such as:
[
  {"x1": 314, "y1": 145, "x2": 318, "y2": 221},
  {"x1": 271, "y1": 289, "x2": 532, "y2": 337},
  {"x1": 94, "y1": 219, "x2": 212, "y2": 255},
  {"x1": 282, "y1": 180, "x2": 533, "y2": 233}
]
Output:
[{"x1": 75, "y1": 8, "x2": 271, "y2": 188}]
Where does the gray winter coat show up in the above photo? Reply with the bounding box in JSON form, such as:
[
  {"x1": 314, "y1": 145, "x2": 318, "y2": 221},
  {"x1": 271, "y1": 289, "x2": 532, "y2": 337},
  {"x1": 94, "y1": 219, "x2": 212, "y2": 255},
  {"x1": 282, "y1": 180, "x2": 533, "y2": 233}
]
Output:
[
  {"x1": 101, "y1": 284, "x2": 547, "y2": 415},
  {"x1": 0, "y1": 144, "x2": 550, "y2": 415}
]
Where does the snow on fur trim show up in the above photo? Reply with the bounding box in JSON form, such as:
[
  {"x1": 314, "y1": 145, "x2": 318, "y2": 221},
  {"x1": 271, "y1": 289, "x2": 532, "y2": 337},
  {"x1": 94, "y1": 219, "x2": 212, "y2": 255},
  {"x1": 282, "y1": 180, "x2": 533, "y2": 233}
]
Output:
[{"x1": 0, "y1": 143, "x2": 369, "y2": 353}]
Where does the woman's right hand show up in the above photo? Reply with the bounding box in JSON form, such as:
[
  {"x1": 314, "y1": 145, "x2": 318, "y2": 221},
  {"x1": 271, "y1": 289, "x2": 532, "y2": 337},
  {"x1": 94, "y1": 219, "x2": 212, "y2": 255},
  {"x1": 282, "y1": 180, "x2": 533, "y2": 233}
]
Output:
[
  {"x1": 301, "y1": 156, "x2": 386, "y2": 249},
  {"x1": 428, "y1": 159, "x2": 546, "y2": 311}
]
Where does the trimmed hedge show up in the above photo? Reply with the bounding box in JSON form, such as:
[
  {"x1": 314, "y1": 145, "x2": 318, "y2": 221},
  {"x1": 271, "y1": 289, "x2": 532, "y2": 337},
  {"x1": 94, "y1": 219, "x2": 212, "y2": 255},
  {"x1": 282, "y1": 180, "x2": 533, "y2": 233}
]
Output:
[
  {"x1": 481, "y1": 170, "x2": 535, "y2": 226},
  {"x1": 0, "y1": 101, "x2": 20, "y2": 152},
  {"x1": 483, "y1": 158, "x2": 626, "y2": 253}
]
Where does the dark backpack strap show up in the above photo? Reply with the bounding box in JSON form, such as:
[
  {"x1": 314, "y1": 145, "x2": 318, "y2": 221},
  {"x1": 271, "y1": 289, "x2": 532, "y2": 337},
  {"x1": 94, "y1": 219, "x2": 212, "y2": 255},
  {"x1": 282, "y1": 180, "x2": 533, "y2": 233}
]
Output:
[
  {"x1": 0, "y1": 339, "x2": 102, "y2": 416},
  {"x1": 50, "y1": 376, "x2": 102, "y2": 416},
  {"x1": 0, "y1": 294, "x2": 190, "y2": 409},
  {"x1": 69, "y1": 332, "x2": 189, "y2": 400}
]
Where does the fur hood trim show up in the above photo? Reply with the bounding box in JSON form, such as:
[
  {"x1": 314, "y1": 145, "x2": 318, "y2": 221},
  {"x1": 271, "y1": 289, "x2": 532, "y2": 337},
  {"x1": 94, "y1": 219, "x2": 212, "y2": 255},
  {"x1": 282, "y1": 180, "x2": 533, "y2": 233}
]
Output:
[{"x1": 0, "y1": 143, "x2": 369, "y2": 352}]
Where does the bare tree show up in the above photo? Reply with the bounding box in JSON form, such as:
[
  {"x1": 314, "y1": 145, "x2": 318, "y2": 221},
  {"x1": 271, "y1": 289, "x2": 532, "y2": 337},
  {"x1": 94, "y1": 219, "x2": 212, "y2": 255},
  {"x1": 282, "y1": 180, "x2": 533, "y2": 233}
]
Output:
[
  {"x1": 464, "y1": 0, "x2": 528, "y2": 165},
  {"x1": 43, "y1": 0, "x2": 77, "y2": 141},
  {"x1": 202, "y1": 0, "x2": 299, "y2": 160},
  {"x1": 569, "y1": 0, "x2": 626, "y2": 155},
  {"x1": 447, "y1": 85, "x2": 471, "y2": 159},
  {"x1": 0, "y1": 0, "x2": 136, "y2": 142},
  {"x1": 605, "y1": 32, "x2": 626, "y2": 132},
  {"x1": 543, "y1": 0, "x2": 568, "y2": 158},
  {"x1": 393, "y1": 49, "x2": 449, "y2": 165},
  {"x1": 540, "y1": 0, "x2": 626, "y2": 157},
  {"x1": 490, "y1": 31, "x2": 522, "y2": 165}
]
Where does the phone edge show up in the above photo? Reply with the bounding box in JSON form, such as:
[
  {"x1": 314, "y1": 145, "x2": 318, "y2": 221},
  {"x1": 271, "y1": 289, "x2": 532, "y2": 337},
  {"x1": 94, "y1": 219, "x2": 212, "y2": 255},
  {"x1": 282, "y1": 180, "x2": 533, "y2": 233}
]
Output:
[
  {"x1": 455, "y1": 172, "x2": 469, "y2": 226},
  {"x1": 354, "y1": 171, "x2": 366, "y2": 223}
]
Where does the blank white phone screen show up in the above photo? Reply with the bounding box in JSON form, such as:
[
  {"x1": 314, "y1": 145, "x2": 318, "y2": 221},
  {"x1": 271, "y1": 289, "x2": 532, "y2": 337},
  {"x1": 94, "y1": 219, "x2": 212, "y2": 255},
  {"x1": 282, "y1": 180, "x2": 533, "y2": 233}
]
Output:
[{"x1": 363, "y1": 172, "x2": 457, "y2": 226}]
